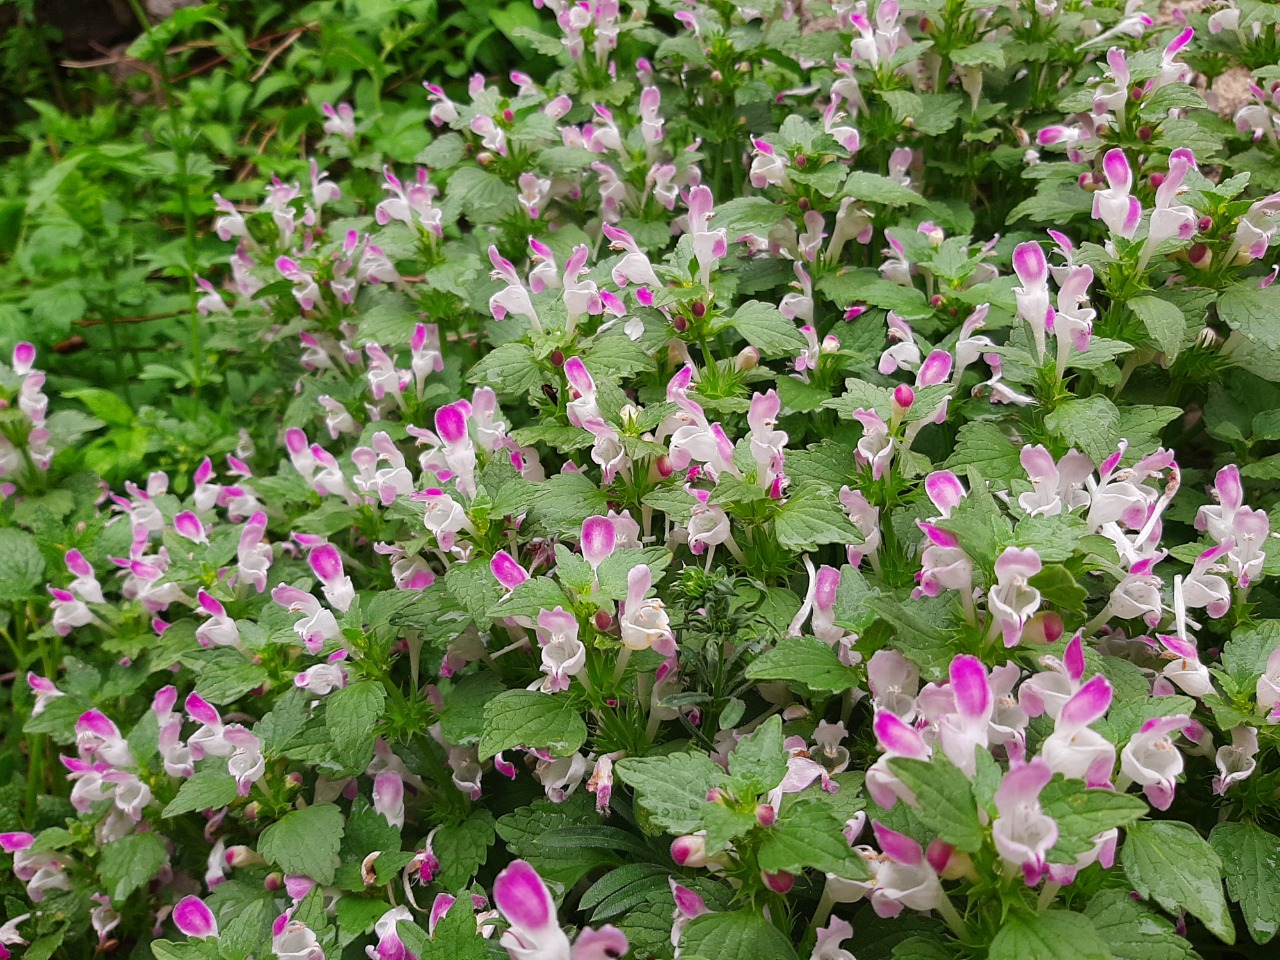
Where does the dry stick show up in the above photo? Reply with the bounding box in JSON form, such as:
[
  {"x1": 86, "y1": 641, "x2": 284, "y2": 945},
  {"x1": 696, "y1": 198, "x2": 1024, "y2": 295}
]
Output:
[
  {"x1": 249, "y1": 27, "x2": 307, "y2": 82},
  {"x1": 76, "y1": 311, "x2": 186, "y2": 328}
]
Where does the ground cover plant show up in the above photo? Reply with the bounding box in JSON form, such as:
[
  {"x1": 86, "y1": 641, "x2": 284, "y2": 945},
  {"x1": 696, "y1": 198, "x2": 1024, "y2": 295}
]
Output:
[{"x1": 3, "y1": 0, "x2": 1280, "y2": 958}]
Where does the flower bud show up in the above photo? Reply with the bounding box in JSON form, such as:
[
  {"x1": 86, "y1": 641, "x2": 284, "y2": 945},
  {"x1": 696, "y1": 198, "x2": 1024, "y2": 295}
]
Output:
[
  {"x1": 710, "y1": 70, "x2": 723, "y2": 82},
  {"x1": 930, "y1": 294, "x2": 944, "y2": 308},
  {"x1": 243, "y1": 803, "x2": 260, "y2": 822},
  {"x1": 735, "y1": 346, "x2": 760, "y2": 371},
  {"x1": 226, "y1": 845, "x2": 267, "y2": 868},
  {"x1": 594, "y1": 610, "x2": 613, "y2": 631},
  {"x1": 264, "y1": 872, "x2": 283, "y2": 891},
  {"x1": 1189, "y1": 243, "x2": 1211, "y2": 269},
  {"x1": 1197, "y1": 216, "x2": 1212, "y2": 232},
  {"x1": 798, "y1": 197, "x2": 811, "y2": 211},
  {"x1": 501, "y1": 108, "x2": 514, "y2": 123},
  {"x1": 550, "y1": 350, "x2": 565, "y2": 367},
  {"x1": 691, "y1": 300, "x2": 706, "y2": 318},
  {"x1": 284, "y1": 772, "x2": 304, "y2": 790},
  {"x1": 755, "y1": 804, "x2": 777, "y2": 827},
  {"x1": 1021, "y1": 611, "x2": 1064, "y2": 645},
  {"x1": 673, "y1": 316, "x2": 688, "y2": 333},
  {"x1": 477, "y1": 152, "x2": 494, "y2": 167},
  {"x1": 1131, "y1": 85, "x2": 1144, "y2": 101},
  {"x1": 892, "y1": 384, "x2": 915, "y2": 413},
  {"x1": 821, "y1": 335, "x2": 840, "y2": 354},
  {"x1": 762, "y1": 870, "x2": 794, "y2": 894},
  {"x1": 1137, "y1": 125, "x2": 1152, "y2": 142},
  {"x1": 1150, "y1": 172, "x2": 1165, "y2": 189},
  {"x1": 671, "y1": 835, "x2": 708, "y2": 867},
  {"x1": 655, "y1": 455, "x2": 675, "y2": 478},
  {"x1": 795, "y1": 154, "x2": 808, "y2": 168}
]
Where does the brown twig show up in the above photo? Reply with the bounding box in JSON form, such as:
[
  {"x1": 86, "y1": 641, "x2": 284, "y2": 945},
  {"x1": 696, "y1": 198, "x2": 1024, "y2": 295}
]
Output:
[
  {"x1": 250, "y1": 27, "x2": 307, "y2": 82},
  {"x1": 75, "y1": 311, "x2": 186, "y2": 328}
]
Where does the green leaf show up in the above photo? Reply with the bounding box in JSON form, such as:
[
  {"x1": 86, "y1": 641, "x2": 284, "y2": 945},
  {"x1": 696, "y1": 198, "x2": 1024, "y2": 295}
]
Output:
[
  {"x1": 325, "y1": 681, "x2": 386, "y2": 773},
  {"x1": 988, "y1": 910, "x2": 1110, "y2": 960},
  {"x1": 439, "y1": 672, "x2": 507, "y2": 746},
  {"x1": 681, "y1": 909, "x2": 800, "y2": 960},
  {"x1": 728, "y1": 715, "x2": 787, "y2": 797},
  {"x1": 1028, "y1": 564, "x2": 1087, "y2": 616},
  {"x1": 466, "y1": 342, "x2": 544, "y2": 396},
  {"x1": 1218, "y1": 280, "x2": 1280, "y2": 351},
  {"x1": 478, "y1": 690, "x2": 588, "y2": 760},
  {"x1": 0, "y1": 528, "x2": 45, "y2": 601},
  {"x1": 616, "y1": 751, "x2": 724, "y2": 835},
  {"x1": 257, "y1": 803, "x2": 345, "y2": 885},
  {"x1": 481, "y1": 576, "x2": 568, "y2": 619},
  {"x1": 843, "y1": 172, "x2": 927, "y2": 207},
  {"x1": 885, "y1": 757, "x2": 984, "y2": 852},
  {"x1": 1044, "y1": 395, "x2": 1121, "y2": 463},
  {"x1": 1039, "y1": 777, "x2": 1147, "y2": 859},
  {"x1": 99, "y1": 831, "x2": 168, "y2": 901},
  {"x1": 1083, "y1": 889, "x2": 1195, "y2": 960},
  {"x1": 775, "y1": 483, "x2": 852, "y2": 550},
  {"x1": 745, "y1": 637, "x2": 862, "y2": 694},
  {"x1": 1127, "y1": 296, "x2": 1187, "y2": 360},
  {"x1": 1221, "y1": 620, "x2": 1279, "y2": 685},
  {"x1": 944, "y1": 421, "x2": 1023, "y2": 480},
  {"x1": 443, "y1": 559, "x2": 504, "y2": 625},
  {"x1": 728, "y1": 300, "x2": 807, "y2": 356},
  {"x1": 758, "y1": 799, "x2": 870, "y2": 877},
  {"x1": 1122, "y1": 820, "x2": 1233, "y2": 943},
  {"x1": 1210, "y1": 822, "x2": 1280, "y2": 944},
  {"x1": 433, "y1": 810, "x2": 497, "y2": 890},
  {"x1": 163, "y1": 769, "x2": 238, "y2": 817}
]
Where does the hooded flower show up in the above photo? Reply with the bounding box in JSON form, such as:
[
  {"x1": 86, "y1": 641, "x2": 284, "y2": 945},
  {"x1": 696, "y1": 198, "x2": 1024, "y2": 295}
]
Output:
[
  {"x1": 992, "y1": 759, "x2": 1057, "y2": 884},
  {"x1": 493, "y1": 859, "x2": 628, "y2": 960}
]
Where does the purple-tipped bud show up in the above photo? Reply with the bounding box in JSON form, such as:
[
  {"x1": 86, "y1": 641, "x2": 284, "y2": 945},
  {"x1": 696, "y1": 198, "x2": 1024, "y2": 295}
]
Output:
[
  {"x1": 893, "y1": 384, "x2": 915, "y2": 412},
  {"x1": 671, "y1": 835, "x2": 708, "y2": 867},
  {"x1": 755, "y1": 804, "x2": 777, "y2": 827},
  {"x1": 762, "y1": 870, "x2": 794, "y2": 894}
]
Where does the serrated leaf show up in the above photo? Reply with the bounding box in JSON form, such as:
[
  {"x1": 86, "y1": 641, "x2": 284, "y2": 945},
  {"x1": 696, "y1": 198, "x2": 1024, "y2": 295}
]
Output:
[
  {"x1": 616, "y1": 751, "x2": 724, "y2": 835},
  {"x1": 99, "y1": 831, "x2": 168, "y2": 901},
  {"x1": 758, "y1": 799, "x2": 869, "y2": 877},
  {"x1": 485, "y1": 576, "x2": 571, "y2": 620},
  {"x1": 432, "y1": 810, "x2": 496, "y2": 890},
  {"x1": 257, "y1": 803, "x2": 345, "y2": 885},
  {"x1": 0, "y1": 528, "x2": 45, "y2": 601},
  {"x1": 163, "y1": 769, "x2": 238, "y2": 817},
  {"x1": 1083, "y1": 889, "x2": 1195, "y2": 960},
  {"x1": 1122, "y1": 820, "x2": 1233, "y2": 943},
  {"x1": 1210, "y1": 822, "x2": 1280, "y2": 944},
  {"x1": 988, "y1": 910, "x2": 1110, "y2": 960},
  {"x1": 681, "y1": 909, "x2": 800, "y2": 960},
  {"x1": 1127, "y1": 295, "x2": 1186, "y2": 360},
  {"x1": 944, "y1": 421, "x2": 1023, "y2": 480},
  {"x1": 1044, "y1": 395, "x2": 1121, "y2": 463},
  {"x1": 1218, "y1": 281, "x2": 1280, "y2": 351},
  {"x1": 886, "y1": 757, "x2": 984, "y2": 852},
  {"x1": 844, "y1": 172, "x2": 926, "y2": 207},
  {"x1": 745, "y1": 637, "x2": 861, "y2": 693},
  {"x1": 775, "y1": 484, "x2": 852, "y2": 550},
  {"x1": 728, "y1": 300, "x2": 807, "y2": 356},
  {"x1": 1039, "y1": 777, "x2": 1147, "y2": 860},
  {"x1": 325, "y1": 681, "x2": 385, "y2": 772},
  {"x1": 478, "y1": 690, "x2": 587, "y2": 760}
]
